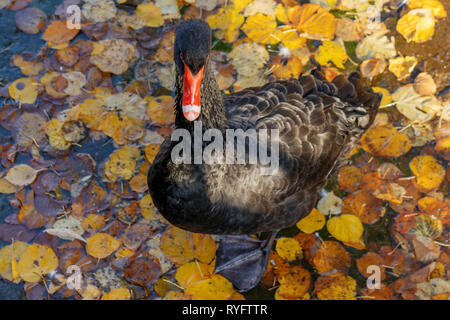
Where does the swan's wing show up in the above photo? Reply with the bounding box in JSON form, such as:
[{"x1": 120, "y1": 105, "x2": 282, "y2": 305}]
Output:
[{"x1": 223, "y1": 72, "x2": 381, "y2": 229}]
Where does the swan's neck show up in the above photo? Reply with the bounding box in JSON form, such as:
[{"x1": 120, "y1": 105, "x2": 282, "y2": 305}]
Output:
[{"x1": 174, "y1": 61, "x2": 228, "y2": 133}]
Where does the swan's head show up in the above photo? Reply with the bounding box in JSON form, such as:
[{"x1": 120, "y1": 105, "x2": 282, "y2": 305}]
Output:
[{"x1": 174, "y1": 19, "x2": 211, "y2": 122}]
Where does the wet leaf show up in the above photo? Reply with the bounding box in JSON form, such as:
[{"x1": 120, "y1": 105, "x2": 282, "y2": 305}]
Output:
[
  {"x1": 42, "y1": 20, "x2": 79, "y2": 45},
  {"x1": 276, "y1": 237, "x2": 303, "y2": 261},
  {"x1": 277, "y1": 266, "x2": 311, "y2": 299},
  {"x1": 136, "y1": 3, "x2": 164, "y2": 27},
  {"x1": 409, "y1": 155, "x2": 445, "y2": 191},
  {"x1": 8, "y1": 77, "x2": 38, "y2": 104},
  {"x1": 327, "y1": 214, "x2": 364, "y2": 243},
  {"x1": 185, "y1": 274, "x2": 236, "y2": 300},
  {"x1": 314, "y1": 273, "x2": 357, "y2": 300},
  {"x1": 313, "y1": 240, "x2": 351, "y2": 274},
  {"x1": 101, "y1": 288, "x2": 131, "y2": 300},
  {"x1": 397, "y1": 9, "x2": 435, "y2": 43},
  {"x1": 5, "y1": 164, "x2": 38, "y2": 186},
  {"x1": 315, "y1": 41, "x2": 347, "y2": 69},
  {"x1": 17, "y1": 243, "x2": 58, "y2": 283},
  {"x1": 360, "y1": 123, "x2": 412, "y2": 157},
  {"x1": 242, "y1": 13, "x2": 277, "y2": 44},
  {"x1": 293, "y1": 4, "x2": 336, "y2": 40},
  {"x1": 296, "y1": 208, "x2": 325, "y2": 234},
  {"x1": 86, "y1": 233, "x2": 122, "y2": 259},
  {"x1": 0, "y1": 241, "x2": 29, "y2": 283}
]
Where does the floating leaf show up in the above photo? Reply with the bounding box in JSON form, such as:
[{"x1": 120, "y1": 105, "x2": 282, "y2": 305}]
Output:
[
  {"x1": 160, "y1": 226, "x2": 216, "y2": 265},
  {"x1": 81, "y1": 214, "x2": 106, "y2": 232},
  {"x1": 207, "y1": 4, "x2": 245, "y2": 43},
  {"x1": 293, "y1": 4, "x2": 336, "y2": 40},
  {"x1": 42, "y1": 20, "x2": 79, "y2": 45},
  {"x1": 277, "y1": 266, "x2": 311, "y2": 299},
  {"x1": 413, "y1": 72, "x2": 437, "y2": 96},
  {"x1": 337, "y1": 166, "x2": 362, "y2": 193},
  {"x1": 242, "y1": 13, "x2": 277, "y2": 44},
  {"x1": 101, "y1": 288, "x2": 131, "y2": 300},
  {"x1": 175, "y1": 261, "x2": 214, "y2": 288},
  {"x1": 8, "y1": 77, "x2": 38, "y2": 104},
  {"x1": 86, "y1": 233, "x2": 122, "y2": 259},
  {"x1": 44, "y1": 228, "x2": 87, "y2": 243},
  {"x1": 327, "y1": 214, "x2": 364, "y2": 243},
  {"x1": 314, "y1": 274, "x2": 357, "y2": 300},
  {"x1": 409, "y1": 155, "x2": 445, "y2": 191},
  {"x1": 397, "y1": 9, "x2": 435, "y2": 43},
  {"x1": 17, "y1": 244, "x2": 58, "y2": 283},
  {"x1": 0, "y1": 241, "x2": 29, "y2": 283},
  {"x1": 388, "y1": 56, "x2": 418, "y2": 80},
  {"x1": 185, "y1": 274, "x2": 236, "y2": 300},
  {"x1": 392, "y1": 85, "x2": 442, "y2": 122},
  {"x1": 315, "y1": 41, "x2": 347, "y2": 69},
  {"x1": 135, "y1": 3, "x2": 164, "y2": 27},
  {"x1": 313, "y1": 240, "x2": 351, "y2": 274},
  {"x1": 296, "y1": 208, "x2": 325, "y2": 234},
  {"x1": 104, "y1": 146, "x2": 141, "y2": 182},
  {"x1": 5, "y1": 164, "x2": 38, "y2": 187},
  {"x1": 276, "y1": 237, "x2": 303, "y2": 261},
  {"x1": 360, "y1": 123, "x2": 412, "y2": 157},
  {"x1": 356, "y1": 252, "x2": 386, "y2": 280}
]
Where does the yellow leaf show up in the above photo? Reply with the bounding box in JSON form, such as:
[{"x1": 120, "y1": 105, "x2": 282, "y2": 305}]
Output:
[
  {"x1": 160, "y1": 226, "x2": 216, "y2": 265},
  {"x1": 327, "y1": 214, "x2": 364, "y2": 243},
  {"x1": 272, "y1": 26, "x2": 306, "y2": 50},
  {"x1": 276, "y1": 237, "x2": 303, "y2": 261},
  {"x1": 86, "y1": 233, "x2": 122, "y2": 259},
  {"x1": 372, "y1": 87, "x2": 392, "y2": 106},
  {"x1": 185, "y1": 274, "x2": 236, "y2": 300},
  {"x1": 0, "y1": 241, "x2": 29, "y2": 283},
  {"x1": 9, "y1": 77, "x2": 38, "y2": 104},
  {"x1": 242, "y1": 13, "x2": 277, "y2": 44},
  {"x1": 409, "y1": 155, "x2": 445, "y2": 191},
  {"x1": 314, "y1": 274, "x2": 357, "y2": 300},
  {"x1": 0, "y1": 178, "x2": 21, "y2": 194},
  {"x1": 175, "y1": 261, "x2": 213, "y2": 288},
  {"x1": 207, "y1": 4, "x2": 245, "y2": 43},
  {"x1": 313, "y1": 240, "x2": 351, "y2": 274},
  {"x1": 135, "y1": 3, "x2": 164, "y2": 27},
  {"x1": 104, "y1": 146, "x2": 141, "y2": 182},
  {"x1": 101, "y1": 288, "x2": 131, "y2": 300},
  {"x1": 396, "y1": 9, "x2": 435, "y2": 43},
  {"x1": 144, "y1": 144, "x2": 161, "y2": 164},
  {"x1": 360, "y1": 123, "x2": 412, "y2": 157},
  {"x1": 5, "y1": 164, "x2": 38, "y2": 187},
  {"x1": 388, "y1": 56, "x2": 418, "y2": 80},
  {"x1": 17, "y1": 243, "x2": 58, "y2": 283},
  {"x1": 45, "y1": 119, "x2": 72, "y2": 151},
  {"x1": 296, "y1": 208, "x2": 325, "y2": 234},
  {"x1": 315, "y1": 41, "x2": 347, "y2": 69},
  {"x1": 81, "y1": 214, "x2": 106, "y2": 232},
  {"x1": 293, "y1": 4, "x2": 336, "y2": 40},
  {"x1": 146, "y1": 96, "x2": 175, "y2": 126},
  {"x1": 277, "y1": 266, "x2": 311, "y2": 299},
  {"x1": 408, "y1": 0, "x2": 447, "y2": 18}
]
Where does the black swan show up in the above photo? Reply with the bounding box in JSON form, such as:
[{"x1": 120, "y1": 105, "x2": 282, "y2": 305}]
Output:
[{"x1": 147, "y1": 19, "x2": 381, "y2": 292}]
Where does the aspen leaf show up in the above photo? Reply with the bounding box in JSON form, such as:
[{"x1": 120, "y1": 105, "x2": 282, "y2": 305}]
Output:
[
  {"x1": 293, "y1": 4, "x2": 336, "y2": 40},
  {"x1": 388, "y1": 56, "x2": 418, "y2": 80},
  {"x1": 276, "y1": 237, "x2": 303, "y2": 261},
  {"x1": 5, "y1": 164, "x2": 38, "y2": 187},
  {"x1": 17, "y1": 244, "x2": 58, "y2": 283},
  {"x1": 409, "y1": 155, "x2": 445, "y2": 191},
  {"x1": 146, "y1": 96, "x2": 175, "y2": 126},
  {"x1": 337, "y1": 166, "x2": 362, "y2": 193},
  {"x1": 160, "y1": 226, "x2": 216, "y2": 265},
  {"x1": 207, "y1": 4, "x2": 245, "y2": 43},
  {"x1": 175, "y1": 261, "x2": 214, "y2": 288},
  {"x1": 360, "y1": 123, "x2": 412, "y2": 157},
  {"x1": 392, "y1": 85, "x2": 442, "y2": 123},
  {"x1": 356, "y1": 252, "x2": 386, "y2": 280},
  {"x1": 101, "y1": 288, "x2": 131, "y2": 300},
  {"x1": 410, "y1": 214, "x2": 443, "y2": 239},
  {"x1": 82, "y1": 214, "x2": 106, "y2": 232},
  {"x1": 315, "y1": 41, "x2": 347, "y2": 69},
  {"x1": 0, "y1": 178, "x2": 21, "y2": 194},
  {"x1": 9, "y1": 77, "x2": 38, "y2": 104},
  {"x1": 104, "y1": 146, "x2": 141, "y2": 182},
  {"x1": 135, "y1": 3, "x2": 164, "y2": 27},
  {"x1": 327, "y1": 214, "x2": 364, "y2": 243},
  {"x1": 408, "y1": 0, "x2": 447, "y2": 18},
  {"x1": 296, "y1": 208, "x2": 325, "y2": 234},
  {"x1": 42, "y1": 20, "x2": 79, "y2": 45},
  {"x1": 45, "y1": 119, "x2": 72, "y2": 151},
  {"x1": 242, "y1": 13, "x2": 277, "y2": 44},
  {"x1": 44, "y1": 228, "x2": 87, "y2": 243},
  {"x1": 185, "y1": 274, "x2": 236, "y2": 300},
  {"x1": 277, "y1": 266, "x2": 311, "y2": 299},
  {"x1": 0, "y1": 241, "x2": 29, "y2": 283},
  {"x1": 86, "y1": 233, "x2": 122, "y2": 259},
  {"x1": 413, "y1": 72, "x2": 437, "y2": 96},
  {"x1": 271, "y1": 54, "x2": 303, "y2": 80},
  {"x1": 396, "y1": 9, "x2": 435, "y2": 43},
  {"x1": 313, "y1": 240, "x2": 351, "y2": 274},
  {"x1": 314, "y1": 274, "x2": 357, "y2": 300}
]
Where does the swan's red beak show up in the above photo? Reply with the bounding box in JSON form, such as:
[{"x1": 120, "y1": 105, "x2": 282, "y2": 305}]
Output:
[{"x1": 182, "y1": 63, "x2": 205, "y2": 121}]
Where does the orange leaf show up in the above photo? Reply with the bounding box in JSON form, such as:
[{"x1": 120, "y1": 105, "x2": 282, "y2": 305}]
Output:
[{"x1": 42, "y1": 20, "x2": 79, "y2": 45}]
